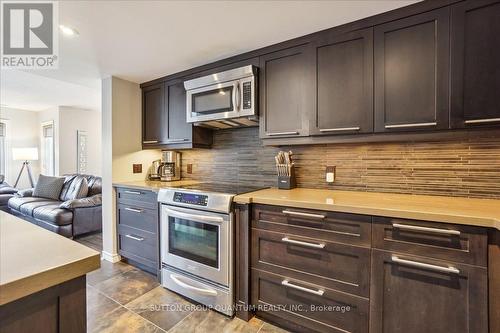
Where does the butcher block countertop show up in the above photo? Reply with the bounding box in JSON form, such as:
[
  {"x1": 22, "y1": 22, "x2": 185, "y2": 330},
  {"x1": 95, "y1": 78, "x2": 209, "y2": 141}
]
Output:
[
  {"x1": 113, "y1": 179, "x2": 200, "y2": 192},
  {"x1": 234, "y1": 188, "x2": 500, "y2": 230},
  {"x1": 0, "y1": 212, "x2": 100, "y2": 305}
]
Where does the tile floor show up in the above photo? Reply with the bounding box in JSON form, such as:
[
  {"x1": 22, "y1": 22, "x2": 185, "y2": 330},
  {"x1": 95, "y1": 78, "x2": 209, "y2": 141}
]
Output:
[{"x1": 77, "y1": 233, "x2": 288, "y2": 333}]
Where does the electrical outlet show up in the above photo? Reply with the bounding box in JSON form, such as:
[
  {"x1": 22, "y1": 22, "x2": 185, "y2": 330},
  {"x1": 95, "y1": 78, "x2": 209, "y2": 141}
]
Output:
[
  {"x1": 326, "y1": 166, "x2": 335, "y2": 183},
  {"x1": 133, "y1": 164, "x2": 142, "y2": 174},
  {"x1": 187, "y1": 164, "x2": 193, "y2": 174}
]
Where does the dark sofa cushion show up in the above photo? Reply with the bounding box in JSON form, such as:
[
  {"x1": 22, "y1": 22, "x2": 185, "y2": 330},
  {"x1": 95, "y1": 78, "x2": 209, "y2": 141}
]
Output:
[
  {"x1": 0, "y1": 194, "x2": 14, "y2": 206},
  {"x1": 20, "y1": 199, "x2": 60, "y2": 217},
  {"x1": 33, "y1": 175, "x2": 65, "y2": 200},
  {"x1": 33, "y1": 204, "x2": 73, "y2": 226},
  {"x1": 0, "y1": 186, "x2": 17, "y2": 195},
  {"x1": 8, "y1": 196, "x2": 48, "y2": 211}
]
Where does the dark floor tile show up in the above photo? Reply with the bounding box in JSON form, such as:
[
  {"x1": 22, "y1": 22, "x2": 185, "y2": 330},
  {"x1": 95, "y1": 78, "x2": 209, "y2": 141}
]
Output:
[
  {"x1": 87, "y1": 285, "x2": 121, "y2": 329},
  {"x1": 89, "y1": 306, "x2": 164, "y2": 333},
  {"x1": 125, "y1": 286, "x2": 192, "y2": 331},
  {"x1": 94, "y1": 268, "x2": 159, "y2": 305},
  {"x1": 87, "y1": 259, "x2": 134, "y2": 286},
  {"x1": 259, "y1": 322, "x2": 290, "y2": 333},
  {"x1": 168, "y1": 309, "x2": 261, "y2": 333}
]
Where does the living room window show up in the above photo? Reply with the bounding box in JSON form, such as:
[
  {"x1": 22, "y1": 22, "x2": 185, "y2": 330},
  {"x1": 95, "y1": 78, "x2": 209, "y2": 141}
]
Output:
[
  {"x1": 0, "y1": 122, "x2": 5, "y2": 176},
  {"x1": 41, "y1": 122, "x2": 55, "y2": 176}
]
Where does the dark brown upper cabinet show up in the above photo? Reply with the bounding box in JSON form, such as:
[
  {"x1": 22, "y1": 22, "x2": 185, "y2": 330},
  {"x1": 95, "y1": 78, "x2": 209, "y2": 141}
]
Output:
[
  {"x1": 142, "y1": 83, "x2": 166, "y2": 146},
  {"x1": 370, "y1": 249, "x2": 488, "y2": 333},
  {"x1": 450, "y1": 0, "x2": 500, "y2": 128},
  {"x1": 259, "y1": 44, "x2": 314, "y2": 139},
  {"x1": 312, "y1": 28, "x2": 374, "y2": 136},
  {"x1": 142, "y1": 80, "x2": 212, "y2": 149},
  {"x1": 374, "y1": 8, "x2": 450, "y2": 133}
]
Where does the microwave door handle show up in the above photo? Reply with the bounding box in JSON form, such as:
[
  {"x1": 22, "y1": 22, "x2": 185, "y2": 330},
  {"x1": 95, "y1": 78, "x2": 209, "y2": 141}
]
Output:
[
  {"x1": 232, "y1": 83, "x2": 239, "y2": 111},
  {"x1": 164, "y1": 207, "x2": 224, "y2": 223},
  {"x1": 236, "y1": 82, "x2": 241, "y2": 110}
]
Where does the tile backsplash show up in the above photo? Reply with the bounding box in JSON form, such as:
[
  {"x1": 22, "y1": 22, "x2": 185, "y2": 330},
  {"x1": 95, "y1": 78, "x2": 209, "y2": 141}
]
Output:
[{"x1": 180, "y1": 127, "x2": 500, "y2": 199}]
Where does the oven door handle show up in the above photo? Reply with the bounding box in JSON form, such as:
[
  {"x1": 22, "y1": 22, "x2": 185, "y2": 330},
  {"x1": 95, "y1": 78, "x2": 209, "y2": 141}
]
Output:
[
  {"x1": 164, "y1": 207, "x2": 225, "y2": 223},
  {"x1": 170, "y1": 274, "x2": 218, "y2": 296}
]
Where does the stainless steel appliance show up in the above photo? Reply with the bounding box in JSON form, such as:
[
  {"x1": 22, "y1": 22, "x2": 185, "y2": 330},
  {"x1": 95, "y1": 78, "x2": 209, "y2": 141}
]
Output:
[
  {"x1": 159, "y1": 151, "x2": 181, "y2": 182},
  {"x1": 149, "y1": 159, "x2": 162, "y2": 180},
  {"x1": 158, "y1": 183, "x2": 263, "y2": 316},
  {"x1": 184, "y1": 65, "x2": 258, "y2": 129}
]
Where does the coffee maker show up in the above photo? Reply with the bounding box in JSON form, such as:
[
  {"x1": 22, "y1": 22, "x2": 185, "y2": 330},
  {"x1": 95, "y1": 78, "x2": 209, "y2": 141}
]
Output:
[
  {"x1": 159, "y1": 151, "x2": 181, "y2": 181},
  {"x1": 149, "y1": 159, "x2": 162, "y2": 180}
]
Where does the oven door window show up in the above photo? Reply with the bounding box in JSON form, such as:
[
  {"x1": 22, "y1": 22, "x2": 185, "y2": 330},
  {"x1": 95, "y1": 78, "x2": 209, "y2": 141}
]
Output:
[
  {"x1": 168, "y1": 217, "x2": 219, "y2": 268},
  {"x1": 191, "y1": 86, "x2": 234, "y2": 115}
]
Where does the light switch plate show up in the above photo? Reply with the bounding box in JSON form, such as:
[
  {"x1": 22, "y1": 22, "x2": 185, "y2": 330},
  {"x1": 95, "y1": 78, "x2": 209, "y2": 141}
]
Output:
[{"x1": 326, "y1": 166, "x2": 335, "y2": 183}]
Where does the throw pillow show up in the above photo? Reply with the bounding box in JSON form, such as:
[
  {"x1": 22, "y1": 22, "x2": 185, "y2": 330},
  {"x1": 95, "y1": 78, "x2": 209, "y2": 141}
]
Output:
[{"x1": 33, "y1": 175, "x2": 65, "y2": 200}]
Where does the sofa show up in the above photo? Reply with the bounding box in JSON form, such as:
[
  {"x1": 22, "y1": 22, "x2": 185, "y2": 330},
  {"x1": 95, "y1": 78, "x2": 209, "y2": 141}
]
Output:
[
  {"x1": 0, "y1": 176, "x2": 18, "y2": 212},
  {"x1": 8, "y1": 174, "x2": 102, "y2": 238}
]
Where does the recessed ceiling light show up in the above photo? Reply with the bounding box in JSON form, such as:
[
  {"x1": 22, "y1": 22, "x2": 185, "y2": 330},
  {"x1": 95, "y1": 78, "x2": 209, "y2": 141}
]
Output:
[{"x1": 59, "y1": 25, "x2": 79, "y2": 37}]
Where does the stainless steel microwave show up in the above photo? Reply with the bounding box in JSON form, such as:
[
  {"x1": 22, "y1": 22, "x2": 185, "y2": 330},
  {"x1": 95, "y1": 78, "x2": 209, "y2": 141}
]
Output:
[{"x1": 184, "y1": 65, "x2": 258, "y2": 129}]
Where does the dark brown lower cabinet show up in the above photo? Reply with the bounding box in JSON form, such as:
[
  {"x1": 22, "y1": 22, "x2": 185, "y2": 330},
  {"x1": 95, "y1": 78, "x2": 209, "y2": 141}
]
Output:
[
  {"x1": 369, "y1": 249, "x2": 488, "y2": 333},
  {"x1": 251, "y1": 269, "x2": 369, "y2": 333}
]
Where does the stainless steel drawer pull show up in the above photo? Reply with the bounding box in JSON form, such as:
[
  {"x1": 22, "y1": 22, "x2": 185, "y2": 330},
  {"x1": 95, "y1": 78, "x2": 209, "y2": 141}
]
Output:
[
  {"x1": 124, "y1": 190, "x2": 142, "y2": 195},
  {"x1": 125, "y1": 234, "x2": 144, "y2": 242},
  {"x1": 165, "y1": 138, "x2": 189, "y2": 143},
  {"x1": 282, "y1": 280, "x2": 324, "y2": 296},
  {"x1": 385, "y1": 122, "x2": 437, "y2": 129},
  {"x1": 464, "y1": 118, "x2": 500, "y2": 124},
  {"x1": 143, "y1": 140, "x2": 159, "y2": 144},
  {"x1": 282, "y1": 210, "x2": 326, "y2": 219},
  {"x1": 266, "y1": 131, "x2": 299, "y2": 136},
  {"x1": 391, "y1": 255, "x2": 460, "y2": 274},
  {"x1": 392, "y1": 223, "x2": 461, "y2": 236},
  {"x1": 125, "y1": 207, "x2": 143, "y2": 213},
  {"x1": 282, "y1": 237, "x2": 325, "y2": 249},
  {"x1": 319, "y1": 126, "x2": 360, "y2": 132}
]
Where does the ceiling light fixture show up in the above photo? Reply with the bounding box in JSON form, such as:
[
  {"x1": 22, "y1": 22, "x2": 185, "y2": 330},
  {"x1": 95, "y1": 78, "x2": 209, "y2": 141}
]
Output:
[{"x1": 59, "y1": 25, "x2": 79, "y2": 37}]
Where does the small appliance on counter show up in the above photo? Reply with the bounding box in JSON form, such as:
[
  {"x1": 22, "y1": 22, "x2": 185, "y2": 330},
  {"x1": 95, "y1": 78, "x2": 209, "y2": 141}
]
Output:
[
  {"x1": 275, "y1": 150, "x2": 296, "y2": 189},
  {"x1": 159, "y1": 151, "x2": 181, "y2": 181},
  {"x1": 149, "y1": 159, "x2": 162, "y2": 180}
]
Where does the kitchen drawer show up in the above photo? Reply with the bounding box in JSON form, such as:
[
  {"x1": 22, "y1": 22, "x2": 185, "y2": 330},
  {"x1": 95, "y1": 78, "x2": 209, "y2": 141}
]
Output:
[
  {"x1": 372, "y1": 217, "x2": 487, "y2": 267},
  {"x1": 252, "y1": 204, "x2": 371, "y2": 247},
  {"x1": 117, "y1": 204, "x2": 158, "y2": 233},
  {"x1": 118, "y1": 224, "x2": 157, "y2": 267},
  {"x1": 251, "y1": 269, "x2": 369, "y2": 333},
  {"x1": 116, "y1": 187, "x2": 158, "y2": 209},
  {"x1": 251, "y1": 228, "x2": 370, "y2": 297}
]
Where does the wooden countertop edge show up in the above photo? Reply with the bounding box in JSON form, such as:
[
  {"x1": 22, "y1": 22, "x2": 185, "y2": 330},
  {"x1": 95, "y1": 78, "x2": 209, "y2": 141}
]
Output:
[
  {"x1": 0, "y1": 253, "x2": 100, "y2": 306},
  {"x1": 234, "y1": 196, "x2": 500, "y2": 231}
]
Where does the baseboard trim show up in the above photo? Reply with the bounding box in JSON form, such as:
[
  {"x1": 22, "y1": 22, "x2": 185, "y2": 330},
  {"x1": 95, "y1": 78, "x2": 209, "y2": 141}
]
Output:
[{"x1": 101, "y1": 251, "x2": 121, "y2": 263}]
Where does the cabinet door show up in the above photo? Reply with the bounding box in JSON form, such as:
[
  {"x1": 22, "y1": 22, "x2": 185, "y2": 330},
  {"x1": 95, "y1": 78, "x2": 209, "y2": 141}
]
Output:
[
  {"x1": 374, "y1": 8, "x2": 450, "y2": 132},
  {"x1": 259, "y1": 44, "x2": 313, "y2": 138},
  {"x1": 370, "y1": 249, "x2": 488, "y2": 333},
  {"x1": 450, "y1": 0, "x2": 500, "y2": 128},
  {"x1": 142, "y1": 83, "x2": 166, "y2": 145},
  {"x1": 312, "y1": 28, "x2": 373, "y2": 135},
  {"x1": 166, "y1": 81, "x2": 192, "y2": 144}
]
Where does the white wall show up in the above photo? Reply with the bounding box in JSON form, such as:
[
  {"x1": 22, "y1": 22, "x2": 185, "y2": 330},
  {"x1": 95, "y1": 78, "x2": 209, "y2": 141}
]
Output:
[
  {"x1": 0, "y1": 107, "x2": 41, "y2": 189},
  {"x1": 101, "y1": 76, "x2": 161, "y2": 262}
]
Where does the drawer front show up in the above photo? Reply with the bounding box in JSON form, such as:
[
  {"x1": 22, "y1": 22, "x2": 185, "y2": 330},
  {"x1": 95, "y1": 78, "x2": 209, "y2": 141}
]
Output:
[
  {"x1": 372, "y1": 217, "x2": 487, "y2": 266},
  {"x1": 117, "y1": 204, "x2": 158, "y2": 233},
  {"x1": 118, "y1": 224, "x2": 157, "y2": 265},
  {"x1": 251, "y1": 269, "x2": 369, "y2": 333},
  {"x1": 252, "y1": 204, "x2": 371, "y2": 247},
  {"x1": 251, "y1": 228, "x2": 370, "y2": 297},
  {"x1": 116, "y1": 187, "x2": 158, "y2": 209}
]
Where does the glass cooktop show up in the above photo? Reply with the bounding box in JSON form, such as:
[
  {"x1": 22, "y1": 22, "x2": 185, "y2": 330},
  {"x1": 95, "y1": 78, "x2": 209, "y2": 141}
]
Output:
[{"x1": 176, "y1": 182, "x2": 265, "y2": 196}]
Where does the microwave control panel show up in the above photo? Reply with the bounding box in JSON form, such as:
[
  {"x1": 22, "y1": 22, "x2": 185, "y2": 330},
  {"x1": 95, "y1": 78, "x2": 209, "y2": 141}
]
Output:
[
  {"x1": 242, "y1": 81, "x2": 252, "y2": 109},
  {"x1": 173, "y1": 192, "x2": 208, "y2": 206}
]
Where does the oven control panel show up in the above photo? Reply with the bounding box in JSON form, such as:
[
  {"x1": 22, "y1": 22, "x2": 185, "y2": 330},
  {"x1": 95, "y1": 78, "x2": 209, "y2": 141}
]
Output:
[{"x1": 173, "y1": 192, "x2": 208, "y2": 206}]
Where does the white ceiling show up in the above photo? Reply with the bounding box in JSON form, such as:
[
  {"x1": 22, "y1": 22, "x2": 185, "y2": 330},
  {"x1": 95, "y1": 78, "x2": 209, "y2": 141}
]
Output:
[{"x1": 0, "y1": 0, "x2": 419, "y2": 112}]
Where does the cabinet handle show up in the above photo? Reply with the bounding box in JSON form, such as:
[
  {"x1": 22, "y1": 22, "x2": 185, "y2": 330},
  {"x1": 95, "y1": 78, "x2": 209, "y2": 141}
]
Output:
[
  {"x1": 392, "y1": 223, "x2": 461, "y2": 236},
  {"x1": 165, "y1": 138, "x2": 189, "y2": 143},
  {"x1": 124, "y1": 190, "x2": 142, "y2": 195},
  {"x1": 282, "y1": 237, "x2": 325, "y2": 249},
  {"x1": 266, "y1": 131, "x2": 299, "y2": 136},
  {"x1": 125, "y1": 207, "x2": 143, "y2": 213},
  {"x1": 391, "y1": 255, "x2": 460, "y2": 274},
  {"x1": 143, "y1": 140, "x2": 159, "y2": 144},
  {"x1": 282, "y1": 210, "x2": 326, "y2": 219},
  {"x1": 281, "y1": 280, "x2": 324, "y2": 296},
  {"x1": 125, "y1": 234, "x2": 144, "y2": 242},
  {"x1": 319, "y1": 126, "x2": 360, "y2": 132},
  {"x1": 464, "y1": 118, "x2": 500, "y2": 124},
  {"x1": 385, "y1": 122, "x2": 437, "y2": 129}
]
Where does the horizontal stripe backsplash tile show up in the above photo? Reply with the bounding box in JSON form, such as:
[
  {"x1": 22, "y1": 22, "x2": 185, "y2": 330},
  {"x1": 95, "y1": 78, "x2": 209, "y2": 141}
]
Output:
[{"x1": 179, "y1": 127, "x2": 500, "y2": 199}]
